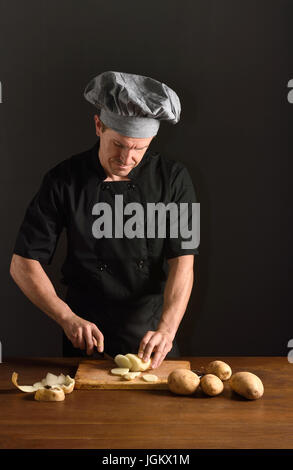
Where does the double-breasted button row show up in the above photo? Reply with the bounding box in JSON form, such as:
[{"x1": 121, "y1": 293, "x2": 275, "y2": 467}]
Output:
[
  {"x1": 98, "y1": 260, "x2": 145, "y2": 271},
  {"x1": 98, "y1": 262, "x2": 108, "y2": 271},
  {"x1": 101, "y1": 182, "x2": 136, "y2": 190}
]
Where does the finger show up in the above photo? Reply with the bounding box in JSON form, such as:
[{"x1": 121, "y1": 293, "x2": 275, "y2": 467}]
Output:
[
  {"x1": 73, "y1": 328, "x2": 85, "y2": 349},
  {"x1": 79, "y1": 329, "x2": 86, "y2": 350},
  {"x1": 92, "y1": 325, "x2": 104, "y2": 352},
  {"x1": 83, "y1": 327, "x2": 94, "y2": 356},
  {"x1": 142, "y1": 334, "x2": 162, "y2": 362},
  {"x1": 151, "y1": 345, "x2": 168, "y2": 369},
  {"x1": 138, "y1": 331, "x2": 155, "y2": 359}
]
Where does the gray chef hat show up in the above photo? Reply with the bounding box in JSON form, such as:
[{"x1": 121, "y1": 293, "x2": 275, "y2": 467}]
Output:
[{"x1": 83, "y1": 71, "x2": 181, "y2": 138}]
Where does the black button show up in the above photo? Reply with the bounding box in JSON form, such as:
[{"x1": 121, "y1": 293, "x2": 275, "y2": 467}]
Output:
[
  {"x1": 138, "y1": 260, "x2": 144, "y2": 268},
  {"x1": 98, "y1": 263, "x2": 108, "y2": 271}
]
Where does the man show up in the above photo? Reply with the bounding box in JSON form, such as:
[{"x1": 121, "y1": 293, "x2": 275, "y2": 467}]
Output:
[{"x1": 10, "y1": 71, "x2": 199, "y2": 369}]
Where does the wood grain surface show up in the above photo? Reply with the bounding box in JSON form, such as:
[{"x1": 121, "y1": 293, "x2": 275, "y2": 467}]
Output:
[
  {"x1": 74, "y1": 359, "x2": 191, "y2": 389},
  {"x1": 0, "y1": 356, "x2": 292, "y2": 449}
]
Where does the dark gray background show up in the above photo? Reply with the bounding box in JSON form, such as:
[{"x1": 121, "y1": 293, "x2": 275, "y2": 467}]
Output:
[{"x1": 0, "y1": 0, "x2": 292, "y2": 357}]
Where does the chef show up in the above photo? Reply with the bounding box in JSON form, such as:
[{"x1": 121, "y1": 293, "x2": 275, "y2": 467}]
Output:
[{"x1": 10, "y1": 71, "x2": 199, "y2": 369}]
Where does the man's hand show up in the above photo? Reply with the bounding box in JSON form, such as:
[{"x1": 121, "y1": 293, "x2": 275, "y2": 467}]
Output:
[
  {"x1": 61, "y1": 313, "x2": 104, "y2": 356},
  {"x1": 137, "y1": 255, "x2": 194, "y2": 369},
  {"x1": 138, "y1": 329, "x2": 174, "y2": 369},
  {"x1": 9, "y1": 255, "x2": 105, "y2": 355}
]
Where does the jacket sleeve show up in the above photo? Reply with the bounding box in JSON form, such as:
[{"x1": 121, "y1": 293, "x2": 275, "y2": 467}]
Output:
[
  {"x1": 13, "y1": 170, "x2": 65, "y2": 265},
  {"x1": 164, "y1": 163, "x2": 200, "y2": 260}
]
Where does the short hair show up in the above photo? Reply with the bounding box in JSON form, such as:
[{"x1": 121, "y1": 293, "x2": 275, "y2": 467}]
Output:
[{"x1": 100, "y1": 119, "x2": 109, "y2": 133}]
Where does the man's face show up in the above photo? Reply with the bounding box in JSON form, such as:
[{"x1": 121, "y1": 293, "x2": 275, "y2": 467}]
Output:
[{"x1": 94, "y1": 115, "x2": 154, "y2": 179}]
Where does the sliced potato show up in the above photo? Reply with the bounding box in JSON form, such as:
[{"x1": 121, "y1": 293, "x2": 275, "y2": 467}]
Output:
[
  {"x1": 125, "y1": 353, "x2": 152, "y2": 372},
  {"x1": 139, "y1": 358, "x2": 152, "y2": 371},
  {"x1": 123, "y1": 372, "x2": 141, "y2": 381},
  {"x1": 110, "y1": 368, "x2": 129, "y2": 376},
  {"x1": 125, "y1": 354, "x2": 142, "y2": 372},
  {"x1": 114, "y1": 354, "x2": 132, "y2": 369},
  {"x1": 142, "y1": 374, "x2": 158, "y2": 382}
]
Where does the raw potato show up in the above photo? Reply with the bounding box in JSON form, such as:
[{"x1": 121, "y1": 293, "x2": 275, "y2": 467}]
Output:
[
  {"x1": 114, "y1": 354, "x2": 132, "y2": 369},
  {"x1": 125, "y1": 353, "x2": 152, "y2": 372},
  {"x1": 206, "y1": 361, "x2": 232, "y2": 381},
  {"x1": 35, "y1": 386, "x2": 65, "y2": 402},
  {"x1": 229, "y1": 372, "x2": 264, "y2": 400},
  {"x1": 200, "y1": 374, "x2": 224, "y2": 396},
  {"x1": 142, "y1": 374, "x2": 158, "y2": 383},
  {"x1": 111, "y1": 368, "x2": 129, "y2": 376},
  {"x1": 123, "y1": 372, "x2": 141, "y2": 381},
  {"x1": 168, "y1": 369, "x2": 200, "y2": 395}
]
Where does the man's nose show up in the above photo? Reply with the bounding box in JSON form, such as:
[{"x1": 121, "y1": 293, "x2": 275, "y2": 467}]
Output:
[{"x1": 120, "y1": 149, "x2": 135, "y2": 165}]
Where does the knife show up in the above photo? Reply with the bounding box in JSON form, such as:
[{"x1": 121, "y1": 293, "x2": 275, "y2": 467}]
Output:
[
  {"x1": 92, "y1": 336, "x2": 113, "y2": 361},
  {"x1": 93, "y1": 350, "x2": 114, "y2": 361},
  {"x1": 191, "y1": 367, "x2": 205, "y2": 378}
]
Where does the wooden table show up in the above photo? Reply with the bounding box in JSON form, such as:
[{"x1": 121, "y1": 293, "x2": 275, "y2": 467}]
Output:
[{"x1": 0, "y1": 356, "x2": 292, "y2": 450}]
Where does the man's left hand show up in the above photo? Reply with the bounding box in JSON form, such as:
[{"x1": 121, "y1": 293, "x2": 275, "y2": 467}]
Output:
[{"x1": 138, "y1": 330, "x2": 174, "y2": 369}]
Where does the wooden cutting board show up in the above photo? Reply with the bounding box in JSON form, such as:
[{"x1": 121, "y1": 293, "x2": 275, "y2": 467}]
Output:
[{"x1": 74, "y1": 359, "x2": 191, "y2": 390}]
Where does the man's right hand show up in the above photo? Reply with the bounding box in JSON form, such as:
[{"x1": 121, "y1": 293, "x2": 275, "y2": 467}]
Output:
[
  {"x1": 61, "y1": 313, "x2": 104, "y2": 355},
  {"x1": 9, "y1": 255, "x2": 104, "y2": 356}
]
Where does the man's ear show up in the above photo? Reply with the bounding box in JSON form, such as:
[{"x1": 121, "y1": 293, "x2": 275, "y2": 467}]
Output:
[{"x1": 94, "y1": 114, "x2": 101, "y2": 137}]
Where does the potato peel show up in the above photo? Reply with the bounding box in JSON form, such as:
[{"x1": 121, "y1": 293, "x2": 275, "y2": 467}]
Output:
[
  {"x1": 12, "y1": 372, "x2": 38, "y2": 393},
  {"x1": 11, "y1": 371, "x2": 75, "y2": 395},
  {"x1": 35, "y1": 386, "x2": 65, "y2": 402}
]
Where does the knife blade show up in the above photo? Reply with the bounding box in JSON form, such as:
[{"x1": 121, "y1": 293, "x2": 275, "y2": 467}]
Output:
[
  {"x1": 94, "y1": 350, "x2": 114, "y2": 361},
  {"x1": 91, "y1": 336, "x2": 113, "y2": 361},
  {"x1": 191, "y1": 368, "x2": 205, "y2": 378}
]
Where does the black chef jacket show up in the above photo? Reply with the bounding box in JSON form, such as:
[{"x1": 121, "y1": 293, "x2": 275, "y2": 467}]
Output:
[{"x1": 13, "y1": 137, "x2": 199, "y2": 358}]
